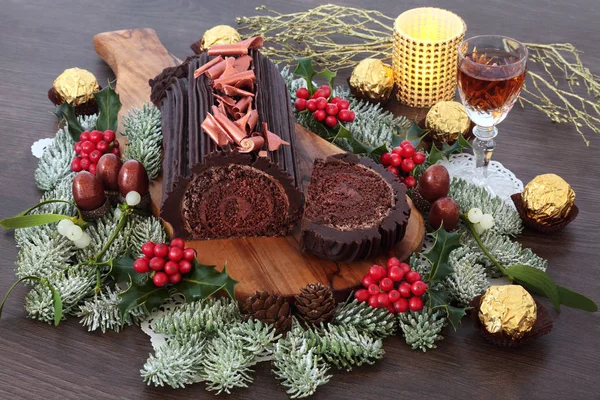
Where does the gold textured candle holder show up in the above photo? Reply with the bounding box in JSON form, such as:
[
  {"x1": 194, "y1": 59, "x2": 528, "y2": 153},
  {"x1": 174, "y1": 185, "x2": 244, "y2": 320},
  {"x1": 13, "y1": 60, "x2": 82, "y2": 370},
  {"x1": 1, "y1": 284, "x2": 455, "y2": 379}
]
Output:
[{"x1": 393, "y1": 7, "x2": 466, "y2": 108}]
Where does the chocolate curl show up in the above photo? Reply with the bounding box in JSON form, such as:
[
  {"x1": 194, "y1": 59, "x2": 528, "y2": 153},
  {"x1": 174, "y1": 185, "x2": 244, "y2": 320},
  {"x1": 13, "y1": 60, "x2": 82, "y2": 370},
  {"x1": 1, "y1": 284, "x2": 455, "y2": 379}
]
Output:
[
  {"x1": 206, "y1": 59, "x2": 227, "y2": 80},
  {"x1": 207, "y1": 36, "x2": 264, "y2": 56},
  {"x1": 234, "y1": 78, "x2": 254, "y2": 92},
  {"x1": 233, "y1": 96, "x2": 253, "y2": 118},
  {"x1": 221, "y1": 57, "x2": 238, "y2": 78},
  {"x1": 238, "y1": 136, "x2": 265, "y2": 153},
  {"x1": 258, "y1": 150, "x2": 268, "y2": 158},
  {"x1": 213, "y1": 70, "x2": 256, "y2": 89},
  {"x1": 193, "y1": 56, "x2": 223, "y2": 79},
  {"x1": 234, "y1": 55, "x2": 253, "y2": 72},
  {"x1": 238, "y1": 36, "x2": 264, "y2": 50},
  {"x1": 234, "y1": 108, "x2": 253, "y2": 133},
  {"x1": 219, "y1": 84, "x2": 255, "y2": 98},
  {"x1": 201, "y1": 113, "x2": 231, "y2": 147},
  {"x1": 212, "y1": 105, "x2": 247, "y2": 144},
  {"x1": 262, "y1": 122, "x2": 290, "y2": 152},
  {"x1": 214, "y1": 94, "x2": 236, "y2": 107},
  {"x1": 247, "y1": 109, "x2": 259, "y2": 132}
]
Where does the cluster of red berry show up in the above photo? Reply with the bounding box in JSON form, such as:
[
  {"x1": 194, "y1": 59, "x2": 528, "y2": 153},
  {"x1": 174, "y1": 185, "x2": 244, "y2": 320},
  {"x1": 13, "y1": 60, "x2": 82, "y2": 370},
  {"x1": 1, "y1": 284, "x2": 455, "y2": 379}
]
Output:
[
  {"x1": 133, "y1": 238, "x2": 196, "y2": 288},
  {"x1": 355, "y1": 257, "x2": 428, "y2": 314},
  {"x1": 380, "y1": 141, "x2": 426, "y2": 189},
  {"x1": 293, "y1": 85, "x2": 356, "y2": 128},
  {"x1": 72, "y1": 130, "x2": 120, "y2": 174}
]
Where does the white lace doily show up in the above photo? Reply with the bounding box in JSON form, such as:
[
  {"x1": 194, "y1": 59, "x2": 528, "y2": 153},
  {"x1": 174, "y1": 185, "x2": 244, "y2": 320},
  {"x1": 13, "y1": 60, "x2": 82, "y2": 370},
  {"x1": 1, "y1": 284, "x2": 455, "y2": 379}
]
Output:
[
  {"x1": 31, "y1": 138, "x2": 54, "y2": 158},
  {"x1": 141, "y1": 294, "x2": 186, "y2": 351},
  {"x1": 436, "y1": 153, "x2": 523, "y2": 207}
]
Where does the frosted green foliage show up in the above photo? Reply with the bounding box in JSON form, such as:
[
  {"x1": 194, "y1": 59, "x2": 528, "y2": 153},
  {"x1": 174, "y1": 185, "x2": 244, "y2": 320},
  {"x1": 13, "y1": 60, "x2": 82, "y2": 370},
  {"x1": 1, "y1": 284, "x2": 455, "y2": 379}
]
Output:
[
  {"x1": 15, "y1": 231, "x2": 76, "y2": 280},
  {"x1": 333, "y1": 299, "x2": 397, "y2": 338},
  {"x1": 141, "y1": 333, "x2": 205, "y2": 389},
  {"x1": 37, "y1": 174, "x2": 76, "y2": 214},
  {"x1": 78, "y1": 114, "x2": 98, "y2": 131},
  {"x1": 25, "y1": 267, "x2": 96, "y2": 323},
  {"x1": 76, "y1": 209, "x2": 132, "y2": 263},
  {"x1": 409, "y1": 252, "x2": 433, "y2": 277},
  {"x1": 444, "y1": 247, "x2": 490, "y2": 306},
  {"x1": 122, "y1": 103, "x2": 163, "y2": 180},
  {"x1": 273, "y1": 328, "x2": 331, "y2": 399},
  {"x1": 200, "y1": 332, "x2": 255, "y2": 394},
  {"x1": 449, "y1": 178, "x2": 523, "y2": 236},
  {"x1": 127, "y1": 215, "x2": 167, "y2": 259},
  {"x1": 78, "y1": 286, "x2": 148, "y2": 333},
  {"x1": 230, "y1": 319, "x2": 281, "y2": 359},
  {"x1": 152, "y1": 298, "x2": 241, "y2": 340},
  {"x1": 398, "y1": 309, "x2": 447, "y2": 352},
  {"x1": 34, "y1": 127, "x2": 75, "y2": 191}
]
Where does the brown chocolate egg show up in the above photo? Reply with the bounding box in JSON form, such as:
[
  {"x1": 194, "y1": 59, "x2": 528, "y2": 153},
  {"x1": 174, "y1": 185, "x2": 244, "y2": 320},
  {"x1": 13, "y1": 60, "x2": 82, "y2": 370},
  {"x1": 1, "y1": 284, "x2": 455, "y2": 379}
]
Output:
[
  {"x1": 72, "y1": 171, "x2": 106, "y2": 211},
  {"x1": 428, "y1": 196, "x2": 460, "y2": 231},
  {"x1": 419, "y1": 164, "x2": 450, "y2": 202},
  {"x1": 96, "y1": 154, "x2": 122, "y2": 191},
  {"x1": 118, "y1": 160, "x2": 149, "y2": 196}
]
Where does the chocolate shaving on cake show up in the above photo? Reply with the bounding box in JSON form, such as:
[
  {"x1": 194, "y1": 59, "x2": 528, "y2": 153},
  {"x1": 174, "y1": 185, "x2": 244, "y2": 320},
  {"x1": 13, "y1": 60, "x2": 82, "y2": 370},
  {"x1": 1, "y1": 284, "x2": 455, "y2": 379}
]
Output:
[
  {"x1": 193, "y1": 55, "x2": 223, "y2": 79},
  {"x1": 207, "y1": 36, "x2": 265, "y2": 56}
]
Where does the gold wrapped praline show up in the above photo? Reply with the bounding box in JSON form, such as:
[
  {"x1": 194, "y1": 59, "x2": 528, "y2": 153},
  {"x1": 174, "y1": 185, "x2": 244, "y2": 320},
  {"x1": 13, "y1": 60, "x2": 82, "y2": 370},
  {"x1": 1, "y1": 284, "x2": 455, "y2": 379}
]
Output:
[
  {"x1": 425, "y1": 101, "x2": 471, "y2": 144},
  {"x1": 479, "y1": 285, "x2": 537, "y2": 339},
  {"x1": 53, "y1": 68, "x2": 100, "y2": 106},
  {"x1": 522, "y1": 174, "x2": 575, "y2": 225},
  {"x1": 200, "y1": 25, "x2": 241, "y2": 52},
  {"x1": 349, "y1": 58, "x2": 395, "y2": 103}
]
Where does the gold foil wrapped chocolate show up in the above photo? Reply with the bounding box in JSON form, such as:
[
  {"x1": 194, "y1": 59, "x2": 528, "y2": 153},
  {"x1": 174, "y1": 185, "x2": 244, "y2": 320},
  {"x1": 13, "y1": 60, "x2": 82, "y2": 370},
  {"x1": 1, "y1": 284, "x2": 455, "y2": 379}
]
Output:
[
  {"x1": 200, "y1": 25, "x2": 241, "y2": 52},
  {"x1": 52, "y1": 68, "x2": 100, "y2": 106},
  {"x1": 425, "y1": 101, "x2": 471, "y2": 144},
  {"x1": 479, "y1": 285, "x2": 537, "y2": 339},
  {"x1": 349, "y1": 58, "x2": 394, "y2": 103},
  {"x1": 522, "y1": 174, "x2": 575, "y2": 225}
]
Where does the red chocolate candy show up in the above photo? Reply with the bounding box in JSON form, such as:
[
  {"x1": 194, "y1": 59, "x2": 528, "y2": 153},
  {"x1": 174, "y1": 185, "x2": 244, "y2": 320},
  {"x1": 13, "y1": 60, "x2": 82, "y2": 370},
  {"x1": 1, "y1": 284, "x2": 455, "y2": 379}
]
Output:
[
  {"x1": 72, "y1": 171, "x2": 106, "y2": 211},
  {"x1": 118, "y1": 160, "x2": 149, "y2": 196},
  {"x1": 96, "y1": 153, "x2": 122, "y2": 191}
]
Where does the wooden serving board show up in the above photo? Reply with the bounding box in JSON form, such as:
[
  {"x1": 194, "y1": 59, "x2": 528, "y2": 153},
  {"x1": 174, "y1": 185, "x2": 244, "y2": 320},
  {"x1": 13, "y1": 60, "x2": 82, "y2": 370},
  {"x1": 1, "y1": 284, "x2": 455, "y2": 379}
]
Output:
[{"x1": 93, "y1": 28, "x2": 425, "y2": 301}]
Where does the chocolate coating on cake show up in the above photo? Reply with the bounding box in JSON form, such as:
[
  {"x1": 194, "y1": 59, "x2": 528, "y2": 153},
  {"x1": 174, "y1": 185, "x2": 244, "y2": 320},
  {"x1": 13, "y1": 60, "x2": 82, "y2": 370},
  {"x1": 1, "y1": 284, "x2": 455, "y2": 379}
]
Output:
[{"x1": 300, "y1": 153, "x2": 410, "y2": 261}]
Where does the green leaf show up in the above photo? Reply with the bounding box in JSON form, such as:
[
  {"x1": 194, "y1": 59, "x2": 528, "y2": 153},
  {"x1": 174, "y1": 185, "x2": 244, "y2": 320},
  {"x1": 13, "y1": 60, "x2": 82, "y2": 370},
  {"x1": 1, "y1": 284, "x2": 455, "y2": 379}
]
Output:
[
  {"x1": 110, "y1": 254, "x2": 147, "y2": 288},
  {"x1": 47, "y1": 282, "x2": 63, "y2": 326},
  {"x1": 335, "y1": 124, "x2": 388, "y2": 158},
  {"x1": 293, "y1": 58, "x2": 317, "y2": 94},
  {"x1": 425, "y1": 227, "x2": 462, "y2": 282},
  {"x1": 557, "y1": 285, "x2": 597, "y2": 312},
  {"x1": 391, "y1": 121, "x2": 427, "y2": 149},
  {"x1": 117, "y1": 278, "x2": 171, "y2": 316},
  {"x1": 0, "y1": 213, "x2": 71, "y2": 230},
  {"x1": 54, "y1": 102, "x2": 85, "y2": 142},
  {"x1": 428, "y1": 289, "x2": 467, "y2": 330},
  {"x1": 429, "y1": 134, "x2": 472, "y2": 165},
  {"x1": 94, "y1": 84, "x2": 122, "y2": 132},
  {"x1": 316, "y1": 67, "x2": 337, "y2": 96},
  {"x1": 506, "y1": 265, "x2": 561, "y2": 311},
  {"x1": 176, "y1": 260, "x2": 238, "y2": 302}
]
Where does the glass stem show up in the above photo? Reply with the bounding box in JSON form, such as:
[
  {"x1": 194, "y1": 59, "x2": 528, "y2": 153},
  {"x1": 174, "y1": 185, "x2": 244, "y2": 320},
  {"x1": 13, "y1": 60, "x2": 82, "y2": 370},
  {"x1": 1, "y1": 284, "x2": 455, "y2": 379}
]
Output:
[{"x1": 472, "y1": 125, "x2": 498, "y2": 178}]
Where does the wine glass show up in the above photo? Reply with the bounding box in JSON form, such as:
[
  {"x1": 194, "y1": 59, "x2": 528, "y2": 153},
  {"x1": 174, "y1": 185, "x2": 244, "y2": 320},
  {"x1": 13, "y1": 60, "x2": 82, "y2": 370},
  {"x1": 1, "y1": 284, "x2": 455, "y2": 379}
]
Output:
[{"x1": 457, "y1": 35, "x2": 528, "y2": 181}]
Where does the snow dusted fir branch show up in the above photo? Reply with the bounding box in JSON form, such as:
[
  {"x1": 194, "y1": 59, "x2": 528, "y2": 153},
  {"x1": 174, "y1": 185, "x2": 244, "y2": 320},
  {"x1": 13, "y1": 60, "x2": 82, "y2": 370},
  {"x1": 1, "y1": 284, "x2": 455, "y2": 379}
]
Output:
[
  {"x1": 333, "y1": 299, "x2": 397, "y2": 337},
  {"x1": 122, "y1": 103, "x2": 162, "y2": 180},
  {"x1": 78, "y1": 286, "x2": 148, "y2": 333},
  {"x1": 398, "y1": 309, "x2": 447, "y2": 352}
]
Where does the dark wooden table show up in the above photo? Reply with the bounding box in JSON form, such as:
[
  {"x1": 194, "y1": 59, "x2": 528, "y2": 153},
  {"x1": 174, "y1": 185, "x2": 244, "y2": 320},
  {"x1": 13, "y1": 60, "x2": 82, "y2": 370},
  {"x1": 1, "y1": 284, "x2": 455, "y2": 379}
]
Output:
[{"x1": 1, "y1": 0, "x2": 599, "y2": 399}]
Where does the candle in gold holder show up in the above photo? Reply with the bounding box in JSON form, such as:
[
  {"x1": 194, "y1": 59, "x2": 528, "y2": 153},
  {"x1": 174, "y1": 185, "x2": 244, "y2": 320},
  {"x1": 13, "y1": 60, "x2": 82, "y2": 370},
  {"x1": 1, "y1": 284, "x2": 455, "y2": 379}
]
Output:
[{"x1": 393, "y1": 7, "x2": 466, "y2": 108}]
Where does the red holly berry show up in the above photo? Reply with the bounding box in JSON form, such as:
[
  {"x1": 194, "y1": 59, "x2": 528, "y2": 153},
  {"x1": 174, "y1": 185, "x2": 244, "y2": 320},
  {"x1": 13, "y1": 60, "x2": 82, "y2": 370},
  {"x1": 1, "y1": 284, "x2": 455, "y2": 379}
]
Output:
[
  {"x1": 398, "y1": 282, "x2": 412, "y2": 298},
  {"x1": 390, "y1": 153, "x2": 402, "y2": 167},
  {"x1": 79, "y1": 131, "x2": 90, "y2": 142},
  {"x1": 164, "y1": 260, "x2": 179, "y2": 275},
  {"x1": 71, "y1": 157, "x2": 82, "y2": 172},
  {"x1": 306, "y1": 99, "x2": 317, "y2": 112},
  {"x1": 362, "y1": 274, "x2": 377, "y2": 288},
  {"x1": 330, "y1": 97, "x2": 342, "y2": 104},
  {"x1": 313, "y1": 109, "x2": 326, "y2": 121},
  {"x1": 379, "y1": 277, "x2": 394, "y2": 292},
  {"x1": 377, "y1": 292, "x2": 391, "y2": 307},
  {"x1": 369, "y1": 265, "x2": 387, "y2": 281},
  {"x1": 388, "y1": 290, "x2": 401, "y2": 303},
  {"x1": 380, "y1": 152, "x2": 392, "y2": 166},
  {"x1": 387, "y1": 257, "x2": 401, "y2": 268},
  {"x1": 170, "y1": 238, "x2": 185, "y2": 249},
  {"x1": 399, "y1": 263, "x2": 412, "y2": 275},
  {"x1": 96, "y1": 140, "x2": 109, "y2": 153},
  {"x1": 141, "y1": 242, "x2": 155, "y2": 258},
  {"x1": 88, "y1": 163, "x2": 97, "y2": 175},
  {"x1": 391, "y1": 146, "x2": 403, "y2": 156},
  {"x1": 296, "y1": 87, "x2": 310, "y2": 100},
  {"x1": 111, "y1": 147, "x2": 120, "y2": 156},
  {"x1": 388, "y1": 265, "x2": 405, "y2": 282},
  {"x1": 168, "y1": 272, "x2": 182, "y2": 285},
  {"x1": 404, "y1": 176, "x2": 417, "y2": 189},
  {"x1": 411, "y1": 281, "x2": 428, "y2": 296},
  {"x1": 408, "y1": 296, "x2": 424, "y2": 311},
  {"x1": 387, "y1": 304, "x2": 397, "y2": 314},
  {"x1": 82, "y1": 140, "x2": 96, "y2": 153},
  {"x1": 102, "y1": 130, "x2": 116, "y2": 143},
  {"x1": 154, "y1": 243, "x2": 169, "y2": 258},
  {"x1": 401, "y1": 158, "x2": 415, "y2": 173},
  {"x1": 149, "y1": 256, "x2": 165, "y2": 272},
  {"x1": 89, "y1": 150, "x2": 102, "y2": 164},
  {"x1": 168, "y1": 246, "x2": 183, "y2": 261},
  {"x1": 320, "y1": 85, "x2": 332, "y2": 98},
  {"x1": 74, "y1": 141, "x2": 83, "y2": 154},
  {"x1": 337, "y1": 99, "x2": 350, "y2": 110},
  {"x1": 400, "y1": 140, "x2": 412, "y2": 147},
  {"x1": 89, "y1": 130, "x2": 103, "y2": 144},
  {"x1": 80, "y1": 157, "x2": 91, "y2": 170},
  {"x1": 294, "y1": 98, "x2": 307, "y2": 111},
  {"x1": 325, "y1": 103, "x2": 339, "y2": 116},
  {"x1": 355, "y1": 289, "x2": 370, "y2": 302},
  {"x1": 113, "y1": 139, "x2": 119, "y2": 148},
  {"x1": 324, "y1": 115, "x2": 338, "y2": 128},
  {"x1": 386, "y1": 166, "x2": 399, "y2": 175},
  {"x1": 315, "y1": 97, "x2": 328, "y2": 110},
  {"x1": 405, "y1": 271, "x2": 421, "y2": 284},
  {"x1": 179, "y1": 259, "x2": 193, "y2": 275},
  {"x1": 182, "y1": 248, "x2": 196, "y2": 262},
  {"x1": 338, "y1": 109, "x2": 355, "y2": 122},
  {"x1": 367, "y1": 283, "x2": 380, "y2": 296},
  {"x1": 400, "y1": 143, "x2": 415, "y2": 158},
  {"x1": 312, "y1": 89, "x2": 326, "y2": 99},
  {"x1": 413, "y1": 152, "x2": 426, "y2": 165},
  {"x1": 368, "y1": 294, "x2": 380, "y2": 308},
  {"x1": 133, "y1": 258, "x2": 150, "y2": 273},
  {"x1": 153, "y1": 272, "x2": 168, "y2": 287},
  {"x1": 393, "y1": 298, "x2": 409, "y2": 313}
]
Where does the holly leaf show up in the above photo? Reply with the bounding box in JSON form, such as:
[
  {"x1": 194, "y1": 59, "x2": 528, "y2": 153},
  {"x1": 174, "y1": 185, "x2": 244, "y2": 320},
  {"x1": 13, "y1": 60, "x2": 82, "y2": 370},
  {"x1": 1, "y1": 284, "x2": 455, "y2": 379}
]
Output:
[
  {"x1": 427, "y1": 289, "x2": 467, "y2": 331},
  {"x1": 316, "y1": 67, "x2": 337, "y2": 96},
  {"x1": 334, "y1": 124, "x2": 388, "y2": 158},
  {"x1": 176, "y1": 260, "x2": 238, "y2": 302},
  {"x1": 54, "y1": 102, "x2": 84, "y2": 142},
  {"x1": 506, "y1": 264, "x2": 561, "y2": 311},
  {"x1": 425, "y1": 227, "x2": 462, "y2": 282},
  {"x1": 0, "y1": 213, "x2": 71, "y2": 230},
  {"x1": 94, "y1": 84, "x2": 121, "y2": 132},
  {"x1": 428, "y1": 134, "x2": 472, "y2": 165},
  {"x1": 293, "y1": 58, "x2": 317, "y2": 95},
  {"x1": 110, "y1": 254, "x2": 147, "y2": 288},
  {"x1": 391, "y1": 121, "x2": 428, "y2": 149},
  {"x1": 557, "y1": 285, "x2": 598, "y2": 312},
  {"x1": 117, "y1": 277, "x2": 171, "y2": 316}
]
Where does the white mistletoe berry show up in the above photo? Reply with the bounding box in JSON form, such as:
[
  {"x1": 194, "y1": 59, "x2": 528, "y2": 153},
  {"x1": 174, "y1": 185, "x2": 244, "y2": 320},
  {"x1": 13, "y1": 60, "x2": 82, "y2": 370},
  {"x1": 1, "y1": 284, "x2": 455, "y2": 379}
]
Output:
[
  {"x1": 57, "y1": 219, "x2": 74, "y2": 236},
  {"x1": 126, "y1": 191, "x2": 141, "y2": 206},
  {"x1": 467, "y1": 208, "x2": 483, "y2": 224},
  {"x1": 473, "y1": 222, "x2": 486, "y2": 235},
  {"x1": 73, "y1": 231, "x2": 91, "y2": 249},
  {"x1": 66, "y1": 224, "x2": 83, "y2": 241},
  {"x1": 480, "y1": 213, "x2": 495, "y2": 230}
]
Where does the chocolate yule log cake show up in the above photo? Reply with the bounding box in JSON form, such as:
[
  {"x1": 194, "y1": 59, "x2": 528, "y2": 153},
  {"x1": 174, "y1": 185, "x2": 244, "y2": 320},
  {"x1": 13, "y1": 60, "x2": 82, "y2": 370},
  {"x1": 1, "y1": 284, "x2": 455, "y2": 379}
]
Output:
[
  {"x1": 150, "y1": 37, "x2": 303, "y2": 240},
  {"x1": 300, "y1": 153, "x2": 411, "y2": 261}
]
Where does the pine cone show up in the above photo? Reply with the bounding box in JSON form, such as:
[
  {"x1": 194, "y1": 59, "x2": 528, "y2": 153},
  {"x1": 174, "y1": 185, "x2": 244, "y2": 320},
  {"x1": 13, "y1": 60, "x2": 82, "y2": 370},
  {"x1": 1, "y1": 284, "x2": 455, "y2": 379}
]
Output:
[
  {"x1": 410, "y1": 185, "x2": 431, "y2": 214},
  {"x1": 243, "y1": 291, "x2": 292, "y2": 334},
  {"x1": 295, "y1": 283, "x2": 336, "y2": 326}
]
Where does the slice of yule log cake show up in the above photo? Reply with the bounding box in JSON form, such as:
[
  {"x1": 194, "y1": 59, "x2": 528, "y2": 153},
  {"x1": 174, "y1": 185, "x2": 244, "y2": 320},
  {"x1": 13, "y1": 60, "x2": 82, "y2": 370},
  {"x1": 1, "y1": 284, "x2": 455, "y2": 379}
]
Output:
[
  {"x1": 149, "y1": 37, "x2": 303, "y2": 240},
  {"x1": 300, "y1": 153, "x2": 411, "y2": 261}
]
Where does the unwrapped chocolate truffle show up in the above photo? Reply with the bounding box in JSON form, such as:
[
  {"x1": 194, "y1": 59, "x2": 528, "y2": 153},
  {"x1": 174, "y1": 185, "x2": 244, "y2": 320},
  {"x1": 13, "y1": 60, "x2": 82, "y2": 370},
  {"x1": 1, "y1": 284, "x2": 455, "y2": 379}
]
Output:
[
  {"x1": 479, "y1": 285, "x2": 537, "y2": 339},
  {"x1": 349, "y1": 58, "x2": 394, "y2": 104},
  {"x1": 191, "y1": 25, "x2": 241, "y2": 54},
  {"x1": 425, "y1": 101, "x2": 471, "y2": 145},
  {"x1": 49, "y1": 68, "x2": 100, "y2": 116}
]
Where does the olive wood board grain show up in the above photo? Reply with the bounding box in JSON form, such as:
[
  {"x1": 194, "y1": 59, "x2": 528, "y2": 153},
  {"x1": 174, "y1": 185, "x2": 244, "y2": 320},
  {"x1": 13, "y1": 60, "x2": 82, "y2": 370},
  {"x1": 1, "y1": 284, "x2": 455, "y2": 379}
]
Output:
[{"x1": 93, "y1": 28, "x2": 425, "y2": 301}]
